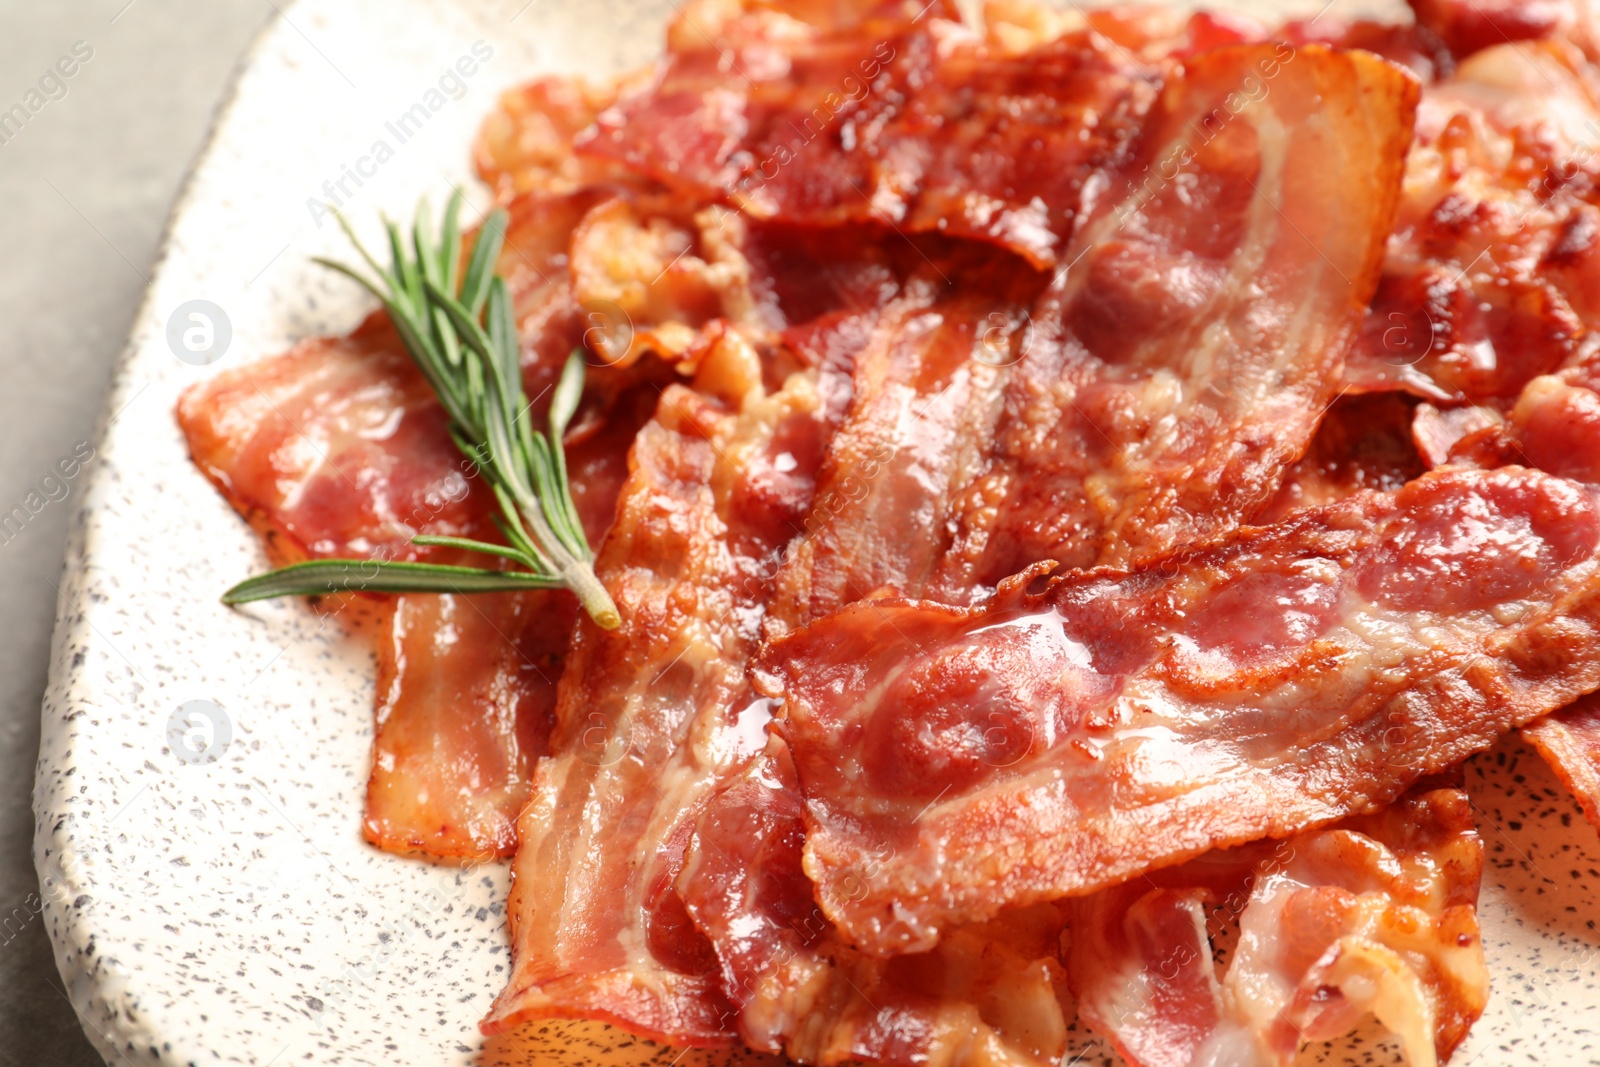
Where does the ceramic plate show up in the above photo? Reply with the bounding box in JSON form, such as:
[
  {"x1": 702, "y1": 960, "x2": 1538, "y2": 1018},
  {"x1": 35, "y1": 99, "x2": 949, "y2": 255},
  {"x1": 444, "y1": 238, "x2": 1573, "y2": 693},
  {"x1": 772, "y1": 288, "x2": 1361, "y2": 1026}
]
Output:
[{"x1": 35, "y1": 0, "x2": 1600, "y2": 1064}]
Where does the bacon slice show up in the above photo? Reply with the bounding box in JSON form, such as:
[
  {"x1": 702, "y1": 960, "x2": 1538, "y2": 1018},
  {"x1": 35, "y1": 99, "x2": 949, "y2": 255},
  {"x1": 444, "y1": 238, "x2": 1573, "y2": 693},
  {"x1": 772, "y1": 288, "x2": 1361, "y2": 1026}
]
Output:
[
  {"x1": 1409, "y1": 0, "x2": 1599, "y2": 61},
  {"x1": 1067, "y1": 787, "x2": 1487, "y2": 1067},
  {"x1": 362, "y1": 385, "x2": 656, "y2": 857},
  {"x1": 177, "y1": 313, "x2": 489, "y2": 566},
  {"x1": 365, "y1": 588, "x2": 570, "y2": 857},
  {"x1": 766, "y1": 254, "x2": 1049, "y2": 626},
  {"x1": 1346, "y1": 40, "x2": 1599, "y2": 403},
  {"x1": 178, "y1": 190, "x2": 600, "y2": 567},
  {"x1": 576, "y1": 2, "x2": 1156, "y2": 268},
  {"x1": 776, "y1": 43, "x2": 1417, "y2": 623},
  {"x1": 765, "y1": 466, "x2": 1600, "y2": 954},
  {"x1": 1525, "y1": 693, "x2": 1600, "y2": 831},
  {"x1": 475, "y1": 76, "x2": 637, "y2": 200},
  {"x1": 179, "y1": 190, "x2": 643, "y2": 857},
  {"x1": 678, "y1": 741, "x2": 1073, "y2": 1067},
  {"x1": 935, "y1": 43, "x2": 1413, "y2": 596},
  {"x1": 483, "y1": 334, "x2": 850, "y2": 1044}
]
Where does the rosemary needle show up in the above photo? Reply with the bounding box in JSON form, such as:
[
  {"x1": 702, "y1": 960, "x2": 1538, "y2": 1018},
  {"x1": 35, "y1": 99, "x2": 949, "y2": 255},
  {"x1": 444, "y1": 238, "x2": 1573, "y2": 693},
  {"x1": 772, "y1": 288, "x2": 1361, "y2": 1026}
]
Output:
[{"x1": 222, "y1": 192, "x2": 622, "y2": 630}]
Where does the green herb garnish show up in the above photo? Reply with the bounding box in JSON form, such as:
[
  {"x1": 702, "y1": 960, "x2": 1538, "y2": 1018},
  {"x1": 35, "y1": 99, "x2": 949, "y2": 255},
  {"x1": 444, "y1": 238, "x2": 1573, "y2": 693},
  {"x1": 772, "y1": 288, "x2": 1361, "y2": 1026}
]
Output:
[{"x1": 222, "y1": 192, "x2": 621, "y2": 630}]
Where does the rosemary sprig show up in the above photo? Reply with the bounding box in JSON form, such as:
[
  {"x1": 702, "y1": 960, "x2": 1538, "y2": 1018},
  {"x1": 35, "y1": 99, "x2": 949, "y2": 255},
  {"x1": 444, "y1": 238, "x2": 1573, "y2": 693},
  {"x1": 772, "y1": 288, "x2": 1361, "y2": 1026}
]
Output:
[{"x1": 222, "y1": 192, "x2": 622, "y2": 630}]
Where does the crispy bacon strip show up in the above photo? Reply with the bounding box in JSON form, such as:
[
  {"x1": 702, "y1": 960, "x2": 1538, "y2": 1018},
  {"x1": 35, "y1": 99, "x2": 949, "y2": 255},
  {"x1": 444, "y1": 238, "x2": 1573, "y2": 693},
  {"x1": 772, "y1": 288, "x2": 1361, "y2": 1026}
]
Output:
[
  {"x1": 766, "y1": 254, "x2": 1048, "y2": 626},
  {"x1": 177, "y1": 312, "x2": 489, "y2": 566},
  {"x1": 177, "y1": 190, "x2": 600, "y2": 567},
  {"x1": 678, "y1": 741, "x2": 1073, "y2": 1067},
  {"x1": 179, "y1": 191, "x2": 635, "y2": 857},
  {"x1": 1525, "y1": 693, "x2": 1600, "y2": 831},
  {"x1": 1346, "y1": 40, "x2": 1598, "y2": 403},
  {"x1": 941, "y1": 43, "x2": 1413, "y2": 582},
  {"x1": 483, "y1": 338, "x2": 849, "y2": 1044},
  {"x1": 776, "y1": 44, "x2": 1417, "y2": 621},
  {"x1": 576, "y1": 2, "x2": 1156, "y2": 268},
  {"x1": 1067, "y1": 787, "x2": 1487, "y2": 1067},
  {"x1": 765, "y1": 467, "x2": 1600, "y2": 954},
  {"x1": 363, "y1": 385, "x2": 654, "y2": 856}
]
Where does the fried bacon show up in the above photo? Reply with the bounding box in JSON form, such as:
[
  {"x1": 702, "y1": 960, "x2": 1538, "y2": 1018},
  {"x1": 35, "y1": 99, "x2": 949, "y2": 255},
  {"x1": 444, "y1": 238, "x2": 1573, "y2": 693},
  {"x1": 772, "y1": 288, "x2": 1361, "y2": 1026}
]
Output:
[
  {"x1": 177, "y1": 312, "x2": 489, "y2": 567},
  {"x1": 1067, "y1": 787, "x2": 1487, "y2": 1067},
  {"x1": 934, "y1": 44, "x2": 1416, "y2": 587},
  {"x1": 1525, "y1": 693, "x2": 1600, "y2": 831},
  {"x1": 1346, "y1": 39, "x2": 1599, "y2": 403},
  {"x1": 765, "y1": 253, "x2": 1049, "y2": 625},
  {"x1": 362, "y1": 385, "x2": 655, "y2": 857},
  {"x1": 179, "y1": 190, "x2": 644, "y2": 857},
  {"x1": 182, "y1": 2, "x2": 1600, "y2": 1062},
  {"x1": 770, "y1": 42, "x2": 1416, "y2": 621},
  {"x1": 679, "y1": 742, "x2": 1073, "y2": 1067},
  {"x1": 766, "y1": 467, "x2": 1600, "y2": 955},
  {"x1": 178, "y1": 190, "x2": 602, "y2": 567},
  {"x1": 483, "y1": 342, "x2": 847, "y2": 1045},
  {"x1": 576, "y1": 2, "x2": 1157, "y2": 268},
  {"x1": 1409, "y1": 0, "x2": 1600, "y2": 62}
]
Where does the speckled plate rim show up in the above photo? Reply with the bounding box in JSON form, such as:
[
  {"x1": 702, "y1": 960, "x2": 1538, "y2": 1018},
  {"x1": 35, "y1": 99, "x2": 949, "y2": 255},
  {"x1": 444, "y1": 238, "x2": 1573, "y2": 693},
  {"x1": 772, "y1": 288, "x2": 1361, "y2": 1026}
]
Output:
[{"x1": 32, "y1": 1, "x2": 1600, "y2": 1065}]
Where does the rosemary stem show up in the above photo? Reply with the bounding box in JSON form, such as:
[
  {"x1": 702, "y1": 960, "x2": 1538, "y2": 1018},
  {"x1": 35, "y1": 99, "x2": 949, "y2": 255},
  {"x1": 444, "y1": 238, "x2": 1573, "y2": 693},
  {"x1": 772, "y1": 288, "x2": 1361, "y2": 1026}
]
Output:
[
  {"x1": 562, "y1": 558, "x2": 622, "y2": 630},
  {"x1": 514, "y1": 493, "x2": 621, "y2": 629}
]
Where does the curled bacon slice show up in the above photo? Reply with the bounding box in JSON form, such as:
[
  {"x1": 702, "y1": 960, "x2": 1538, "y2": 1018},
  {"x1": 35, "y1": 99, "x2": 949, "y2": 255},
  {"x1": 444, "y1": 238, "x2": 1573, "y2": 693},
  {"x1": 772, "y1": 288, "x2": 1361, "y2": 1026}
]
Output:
[
  {"x1": 765, "y1": 466, "x2": 1600, "y2": 955},
  {"x1": 1525, "y1": 693, "x2": 1600, "y2": 831},
  {"x1": 1067, "y1": 787, "x2": 1487, "y2": 1067},
  {"x1": 483, "y1": 340, "x2": 847, "y2": 1045}
]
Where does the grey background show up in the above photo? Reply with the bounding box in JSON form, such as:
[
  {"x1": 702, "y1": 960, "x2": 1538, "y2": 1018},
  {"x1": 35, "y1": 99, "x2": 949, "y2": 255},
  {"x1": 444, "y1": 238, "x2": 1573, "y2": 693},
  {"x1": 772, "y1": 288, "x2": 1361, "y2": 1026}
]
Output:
[{"x1": 0, "y1": 3, "x2": 270, "y2": 1063}]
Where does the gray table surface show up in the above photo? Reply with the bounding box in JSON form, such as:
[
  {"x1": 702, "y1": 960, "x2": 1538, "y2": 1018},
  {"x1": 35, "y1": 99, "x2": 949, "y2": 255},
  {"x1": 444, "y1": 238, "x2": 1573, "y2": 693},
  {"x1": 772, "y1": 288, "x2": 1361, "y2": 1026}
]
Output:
[{"x1": 1, "y1": 3, "x2": 272, "y2": 1063}]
